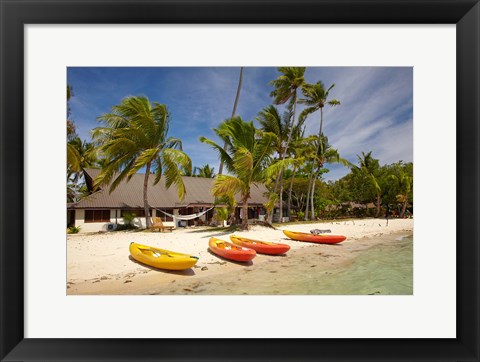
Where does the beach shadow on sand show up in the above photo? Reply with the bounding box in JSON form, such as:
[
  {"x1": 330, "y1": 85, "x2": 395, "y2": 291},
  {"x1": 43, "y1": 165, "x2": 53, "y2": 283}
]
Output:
[
  {"x1": 185, "y1": 226, "x2": 241, "y2": 239},
  {"x1": 282, "y1": 237, "x2": 344, "y2": 247},
  {"x1": 206, "y1": 249, "x2": 254, "y2": 266},
  {"x1": 128, "y1": 256, "x2": 196, "y2": 276}
]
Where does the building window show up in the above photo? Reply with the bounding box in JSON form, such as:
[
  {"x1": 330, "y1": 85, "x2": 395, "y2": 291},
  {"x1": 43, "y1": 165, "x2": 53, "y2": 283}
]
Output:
[{"x1": 84, "y1": 210, "x2": 111, "y2": 223}]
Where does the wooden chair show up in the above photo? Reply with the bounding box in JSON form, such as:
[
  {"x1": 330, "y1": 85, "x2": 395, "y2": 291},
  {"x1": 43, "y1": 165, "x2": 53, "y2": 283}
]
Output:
[{"x1": 149, "y1": 217, "x2": 174, "y2": 232}]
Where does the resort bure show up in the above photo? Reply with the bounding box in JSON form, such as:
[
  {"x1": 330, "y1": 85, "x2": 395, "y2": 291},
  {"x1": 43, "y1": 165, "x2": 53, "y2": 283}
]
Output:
[
  {"x1": 68, "y1": 168, "x2": 273, "y2": 233},
  {"x1": 67, "y1": 66, "x2": 413, "y2": 295}
]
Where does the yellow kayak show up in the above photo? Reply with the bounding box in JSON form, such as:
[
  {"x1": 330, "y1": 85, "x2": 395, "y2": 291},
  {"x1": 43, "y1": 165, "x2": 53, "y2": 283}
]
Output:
[{"x1": 129, "y1": 242, "x2": 199, "y2": 270}]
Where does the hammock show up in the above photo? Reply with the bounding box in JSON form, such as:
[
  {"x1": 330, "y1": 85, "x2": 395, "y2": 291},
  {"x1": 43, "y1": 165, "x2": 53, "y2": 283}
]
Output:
[{"x1": 156, "y1": 207, "x2": 214, "y2": 221}]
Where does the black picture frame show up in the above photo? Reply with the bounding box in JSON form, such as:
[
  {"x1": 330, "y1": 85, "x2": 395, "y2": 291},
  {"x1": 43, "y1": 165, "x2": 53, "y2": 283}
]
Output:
[{"x1": 1, "y1": 1, "x2": 479, "y2": 361}]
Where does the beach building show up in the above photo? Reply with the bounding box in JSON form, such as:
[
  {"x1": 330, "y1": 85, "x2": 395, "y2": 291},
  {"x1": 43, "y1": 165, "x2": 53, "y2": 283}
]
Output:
[{"x1": 67, "y1": 168, "x2": 284, "y2": 233}]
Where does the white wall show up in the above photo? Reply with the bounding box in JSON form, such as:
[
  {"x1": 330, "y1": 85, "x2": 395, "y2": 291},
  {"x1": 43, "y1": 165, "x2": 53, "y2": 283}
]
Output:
[{"x1": 72, "y1": 209, "x2": 175, "y2": 233}]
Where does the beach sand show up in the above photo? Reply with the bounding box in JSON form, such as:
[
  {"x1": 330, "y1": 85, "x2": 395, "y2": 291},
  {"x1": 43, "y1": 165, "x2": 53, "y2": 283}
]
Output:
[{"x1": 67, "y1": 218, "x2": 413, "y2": 295}]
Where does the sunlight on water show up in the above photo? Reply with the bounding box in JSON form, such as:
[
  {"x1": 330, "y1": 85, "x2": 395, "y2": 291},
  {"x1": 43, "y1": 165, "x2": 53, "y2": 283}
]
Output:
[
  {"x1": 151, "y1": 233, "x2": 414, "y2": 295},
  {"x1": 305, "y1": 235, "x2": 413, "y2": 295},
  {"x1": 183, "y1": 234, "x2": 413, "y2": 295}
]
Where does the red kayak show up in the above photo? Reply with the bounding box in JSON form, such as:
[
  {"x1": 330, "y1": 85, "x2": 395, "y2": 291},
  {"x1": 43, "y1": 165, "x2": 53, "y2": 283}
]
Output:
[
  {"x1": 208, "y1": 237, "x2": 256, "y2": 262},
  {"x1": 230, "y1": 235, "x2": 290, "y2": 255},
  {"x1": 283, "y1": 230, "x2": 346, "y2": 244}
]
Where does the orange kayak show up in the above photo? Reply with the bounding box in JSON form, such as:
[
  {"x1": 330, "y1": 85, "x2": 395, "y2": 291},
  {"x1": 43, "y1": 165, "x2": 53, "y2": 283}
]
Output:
[
  {"x1": 208, "y1": 237, "x2": 256, "y2": 262},
  {"x1": 230, "y1": 235, "x2": 290, "y2": 255},
  {"x1": 283, "y1": 230, "x2": 346, "y2": 244}
]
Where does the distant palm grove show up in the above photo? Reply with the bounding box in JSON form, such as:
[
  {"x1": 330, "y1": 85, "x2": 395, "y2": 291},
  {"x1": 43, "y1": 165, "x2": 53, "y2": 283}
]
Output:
[{"x1": 67, "y1": 67, "x2": 413, "y2": 230}]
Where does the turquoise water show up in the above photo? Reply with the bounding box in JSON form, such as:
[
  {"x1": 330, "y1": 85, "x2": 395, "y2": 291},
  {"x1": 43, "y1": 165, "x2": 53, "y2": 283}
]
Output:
[
  {"x1": 154, "y1": 233, "x2": 413, "y2": 295},
  {"x1": 303, "y1": 235, "x2": 413, "y2": 295},
  {"x1": 232, "y1": 234, "x2": 413, "y2": 295}
]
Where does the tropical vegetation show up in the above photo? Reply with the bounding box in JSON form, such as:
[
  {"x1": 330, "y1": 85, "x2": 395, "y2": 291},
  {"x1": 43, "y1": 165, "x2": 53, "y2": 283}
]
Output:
[
  {"x1": 200, "y1": 116, "x2": 278, "y2": 230},
  {"x1": 67, "y1": 67, "x2": 413, "y2": 231},
  {"x1": 91, "y1": 96, "x2": 191, "y2": 228}
]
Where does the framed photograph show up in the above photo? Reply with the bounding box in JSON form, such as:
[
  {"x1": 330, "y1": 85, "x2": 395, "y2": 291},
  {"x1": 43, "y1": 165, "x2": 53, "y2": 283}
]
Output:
[{"x1": 1, "y1": 0, "x2": 479, "y2": 361}]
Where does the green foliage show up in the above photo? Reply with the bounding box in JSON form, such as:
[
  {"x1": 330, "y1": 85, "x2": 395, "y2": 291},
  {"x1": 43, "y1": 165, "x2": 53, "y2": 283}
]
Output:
[
  {"x1": 92, "y1": 96, "x2": 191, "y2": 200},
  {"x1": 195, "y1": 164, "x2": 215, "y2": 178},
  {"x1": 67, "y1": 225, "x2": 81, "y2": 234},
  {"x1": 91, "y1": 96, "x2": 191, "y2": 228},
  {"x1": 115, "y1": 223, "x2": 138, "y2": 231},
  {"x1": 200, "y1": 116, "x2": 277, "y2": 229},
  {"x1": 299, "y1": 81, "x2": 340, "y2": 126},
  {"x1": 122, "y1": 212, "x2": 136, "y2": 225},
  {"x1": 216, "y1": 208, "x2": 229, "y2": 222},
  {"x1": 263, "y1": 191, "x2": 279, "y2": 221},
  {"x1": 215, "y1": 194, "x2": 237, "y2": 225},
  {"x1": 328, "y1": 158, "x2": 413, "y2": 217},
  {"x1": 269, "y1": 67, "x2": 306, "y2": 106}
]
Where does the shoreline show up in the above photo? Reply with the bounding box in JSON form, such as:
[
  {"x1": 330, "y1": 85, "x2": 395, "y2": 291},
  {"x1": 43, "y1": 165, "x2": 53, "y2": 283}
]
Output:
[{"x1": 67, "y1": 218, "x2": 413, "y2": 295}]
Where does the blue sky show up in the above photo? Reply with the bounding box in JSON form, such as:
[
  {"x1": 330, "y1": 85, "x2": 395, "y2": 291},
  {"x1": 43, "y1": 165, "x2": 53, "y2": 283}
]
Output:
[{"x1": 67, "y1": 67, "x2": 413, "y2": 181}]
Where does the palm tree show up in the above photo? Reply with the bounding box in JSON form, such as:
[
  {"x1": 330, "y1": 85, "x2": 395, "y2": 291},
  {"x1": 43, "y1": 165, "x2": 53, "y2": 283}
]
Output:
[
  {"x1": 269, "y1": 67, "x2": 306, "y2": 221},
  {"x1": 285, "y1": 133, "x2": 316, "y2": 218},
  {"x1": 200, "y1": 116, "x2": 276, "y2": 230},
  {"x1": 195, "y1": 164, "x2": 216, "y2": 178},
  {"x1": 67, "y1": 85, "x2": 82, "y2": 176},
  {"x1": 92, "y1": 96, "x2": 191, "y2": 228},
  {"x1": 356, "y1": 151, "x2": 382, "y2": 217},
  {"x1": 389, "y1": 168, "x2": 412, "y2": 217},
  {"x1": 308, "y1": 136, "x2": 348, "y2": 220},
  {"x1": 256, "y1": 105, "x2": 289, "y2": 221},
  {"x1": 263, "y1": 191, "x2": 279, "y2": 224},
  {"x1": 215, "y1": 193, "x2": 237, "y2": 226},
  {"x1": 257, "y1": 105, "x2": 288, "y2": 158},
  {"x1": 299, "y1": 81, "x2": 340, "y2": 220},
  {"x1": 181, "y1": 165, "x2": 196, "y2": 177},
  {"x1": 219, "y1": 67, "x2": 244, "y2": 175}
]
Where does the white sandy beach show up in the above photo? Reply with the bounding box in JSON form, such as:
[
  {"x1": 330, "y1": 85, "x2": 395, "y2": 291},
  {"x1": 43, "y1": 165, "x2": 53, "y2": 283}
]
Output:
[{"x1": 67, "y1": 218, "x2": 413, "y2": 295}]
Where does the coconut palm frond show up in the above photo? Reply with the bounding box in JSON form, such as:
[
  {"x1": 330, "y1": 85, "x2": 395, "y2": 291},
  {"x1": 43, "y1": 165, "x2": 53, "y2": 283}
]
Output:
[
  {"x1": 211, "y1": 175, "x2": 244, "y2": 197},
  {"x1": 233, "y1": 147, "x2": 254, "y2": 182},
  {"x1": 162, "y1": 149, "x2": 191, "y2": 201},
  {"x1": 153, "y1": 157, "x2": 163, "y2": 185},
  {"x1": 67, "y1": 142, "x2": 82, "y2": 174},
  {"x1": 127, "y1": 148, "x2": 159, "y2": 177},
  {"x1": 199, "y1": 136, "x2": 234, "y2": 173}
]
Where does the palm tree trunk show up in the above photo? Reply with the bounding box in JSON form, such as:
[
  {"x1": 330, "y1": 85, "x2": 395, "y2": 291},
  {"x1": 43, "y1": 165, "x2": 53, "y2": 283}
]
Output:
[
  {"x1": 305, "y1": 108, "x2": 324, "y2": 221},
  {"x1": 273, "y1": 163, "x2": 282, "y2": 193},
  {"x1": 278, "y1": 168, "x2": 284, "y2": 222},
  {"x1": 310, "y1": 168, "x2": 321, "y2": 220},
  {"x1": 287, "y1": 166, "x2": 297, "y2": 218},
  {"x1": 219, "y1": 67, "x2": 244, "y2": 175},
  {"x1": 310, "y1": 178, "x2": 315, "y2": 220},
  {"x1": 241, "y1": 194, "x2": 249, "y2": 230},
  {"x1": 282, "y1": 93, "x2": 297, "y2": 162},
  {"x1": 400, "y1": 199, "x2": 407, "y2": 218},
  {"x1": 278, "y1": 92, "x2": 298, "y2": 223},
  {"x1": 143, "y1": 162, "x2": 151, "y2": 228},
  {"x1": 375, "y1": 194, "x2": 382, "y2": 217},
  {"x1": 304, "y1": 161, "x2": 314, "y2": 220},
  {"x1": 228, "y1": 210, "x2": 236, "y2": 226}
]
